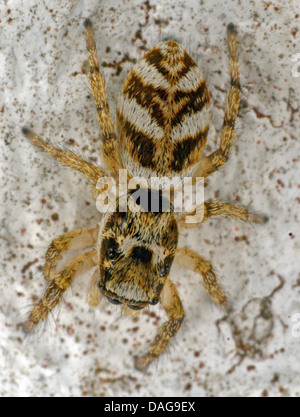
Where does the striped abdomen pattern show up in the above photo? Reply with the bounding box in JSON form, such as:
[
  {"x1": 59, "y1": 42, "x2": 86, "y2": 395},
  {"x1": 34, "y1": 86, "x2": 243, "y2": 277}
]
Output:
[{"x1": 116, "y1": 40, "x2": 211, "y2": 180}]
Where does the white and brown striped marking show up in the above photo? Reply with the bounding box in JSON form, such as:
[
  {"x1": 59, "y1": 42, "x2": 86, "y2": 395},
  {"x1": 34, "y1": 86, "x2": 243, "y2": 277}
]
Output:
[{"x1": 117, "y1": 40, "x2": 211, "y2": 181}]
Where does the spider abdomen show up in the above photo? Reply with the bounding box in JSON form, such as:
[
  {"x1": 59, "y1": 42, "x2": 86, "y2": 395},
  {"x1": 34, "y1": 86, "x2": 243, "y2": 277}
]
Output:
[{"x1": 117, "y1": 40, "x2": 211, "y2": 181}]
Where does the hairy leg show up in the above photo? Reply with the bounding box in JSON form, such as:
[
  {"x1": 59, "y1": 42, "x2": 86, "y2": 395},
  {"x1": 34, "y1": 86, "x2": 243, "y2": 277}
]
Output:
[
  {"x1": 43, "y1": 226, "x2": 99, "y2": 281},
  {"x1": 24, "y1": 249, "x2": 97, "y2": 332},
  {"x1": 84, "y1": 19, "x2": 122, "y2": 177},
  {"x1": 22, "y1": 128, "x2": 105, "y2": 183},
  {"x1": 86, "y1": 268, "x2": 102, "y2": 307},
  {"x1": 178, "y1": 201, "x2": 268, "y2": 228},
  {"x1": 84, "y1": 18, "x2": 115, "y2": 138},
  {"x1": 193, "y1": 24, "x2": 241, "y2": 178},
  {"x1": 174, "y1": 248, "x2": 229, "y2": 308},
  {"x1": 135, "y1": 278, "x2": 185, "y2": 371}
]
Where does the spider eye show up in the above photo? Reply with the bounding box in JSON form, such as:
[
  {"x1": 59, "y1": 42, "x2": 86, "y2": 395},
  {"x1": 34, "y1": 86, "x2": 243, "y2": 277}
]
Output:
[
  {"x1": 107, "y1": 246, "x2": 119, "y2": 260},
  {"x1": 160, "y1": 257, "x2": 172, "y2": 277}
]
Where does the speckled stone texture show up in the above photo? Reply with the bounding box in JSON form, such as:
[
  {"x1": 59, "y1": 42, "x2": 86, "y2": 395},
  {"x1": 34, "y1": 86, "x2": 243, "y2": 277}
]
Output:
[{"x1": 0, "y1": 0, "x2": 299, "y2": 397}]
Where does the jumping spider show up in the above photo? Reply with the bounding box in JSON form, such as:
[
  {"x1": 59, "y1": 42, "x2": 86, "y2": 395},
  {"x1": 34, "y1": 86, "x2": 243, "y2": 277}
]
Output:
[{"x1": 22, "y1": 20, "x2": 267, "y2": 371}]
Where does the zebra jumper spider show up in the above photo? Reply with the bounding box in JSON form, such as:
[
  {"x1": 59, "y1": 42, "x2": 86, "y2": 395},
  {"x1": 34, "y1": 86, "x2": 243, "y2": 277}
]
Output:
[{"x1": 22, "y1": 20, "x2": 267, "y2": 371}]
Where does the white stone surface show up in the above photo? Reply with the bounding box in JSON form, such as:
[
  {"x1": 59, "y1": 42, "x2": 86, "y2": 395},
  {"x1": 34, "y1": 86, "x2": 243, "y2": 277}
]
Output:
[{"x1": 1, "y1": 0, "x2": 299, "y2": 397}]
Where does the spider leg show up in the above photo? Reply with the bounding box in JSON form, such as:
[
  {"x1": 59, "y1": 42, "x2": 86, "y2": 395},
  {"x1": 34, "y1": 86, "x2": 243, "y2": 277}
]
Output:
[
  {"x1": 86, "y1": 268, "x2": 102, "y2": 307},
  {"x1": 23, "y1": 249, "x2": 97, "y2": 332},
  {"x1": 178, "y1": 201, "x2": 268, "y2": 228},
  {"x1": 22, "y1": 128, "x2": 105, "y2": 183},
  {"x1": 193, "y1": 23, "x2": 240, "y2": 178},
  {"x1": 135, "y1": 278, "x2": 185, "y2": 371},
  {"x1": 84, "y1": 18, "x2": 115, "y2": 138},
  {"x1": 84, "y1": 19, "x2": 122, "y2": 177},
  {"x1": 174, "y1": 248, "x2": 229, "y2": 308},
  {"x1": 43, "y1": 226, "x2": 99, "y2": 281}
]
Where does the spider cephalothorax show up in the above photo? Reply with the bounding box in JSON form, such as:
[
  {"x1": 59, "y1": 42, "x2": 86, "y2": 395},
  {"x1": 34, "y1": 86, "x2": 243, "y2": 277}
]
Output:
[
  {"x1": 98, "y1": 191, "x2": 178, "y2": 310},
  {"x1": 22, "y1": 19, "x2": 267, "y2": 371}
]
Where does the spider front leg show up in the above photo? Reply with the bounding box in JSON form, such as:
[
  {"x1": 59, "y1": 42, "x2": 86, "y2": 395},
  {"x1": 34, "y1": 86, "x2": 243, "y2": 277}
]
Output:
[
  {"x1": 84, "y1": 19, "x2": 122, "y2": 176},
  {"x1": 135, "y1": 278, "x2": 185, "y2": 371},
  {"x1": 178, "y1": 201, "x2": 268, "y2": 228},
  {"x1": 24, "y1": 249, "x2": 97, "y2": 332},
  {"x1": 174, "y1": 248, "x2": 229, "y2": 309},
  {"x1": 43, "y1": 226, "x2": 99, "y2": 281},
  {"x1": 193, "y1": 23, "x2": 241, "y2": 178}
]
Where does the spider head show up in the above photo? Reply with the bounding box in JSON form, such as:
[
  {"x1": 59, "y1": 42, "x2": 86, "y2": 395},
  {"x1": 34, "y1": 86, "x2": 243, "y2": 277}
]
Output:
[{"x1": 97, "y1": 190, "x2": 178, "y2": 310}]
